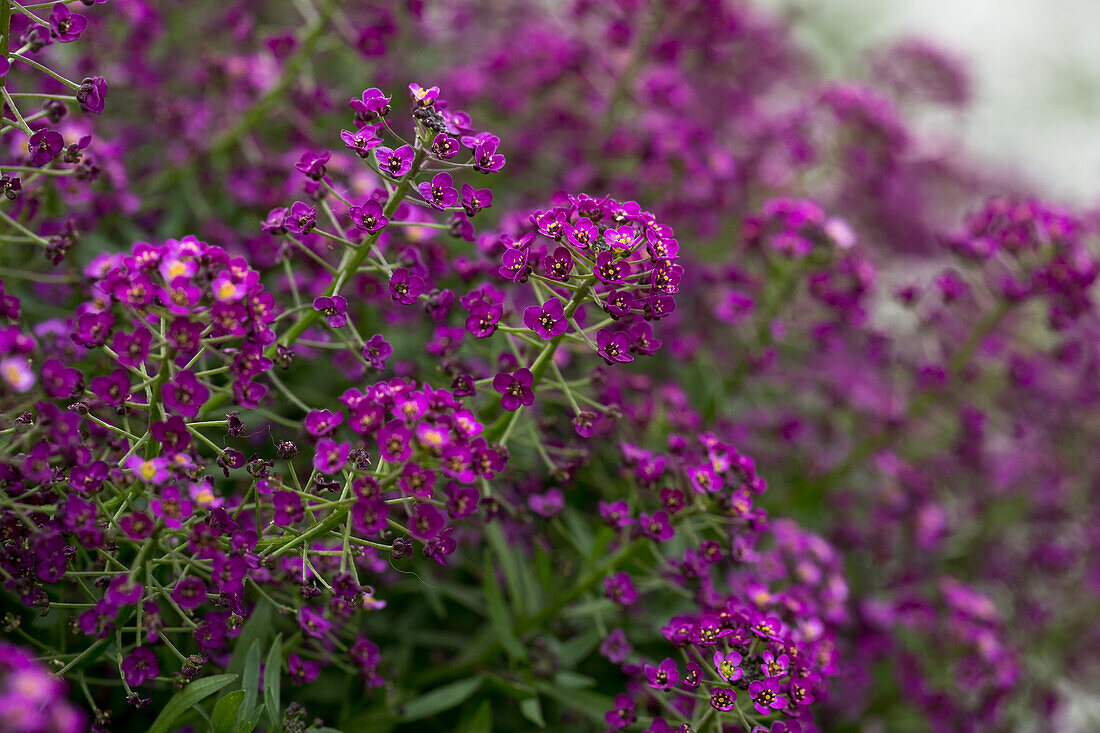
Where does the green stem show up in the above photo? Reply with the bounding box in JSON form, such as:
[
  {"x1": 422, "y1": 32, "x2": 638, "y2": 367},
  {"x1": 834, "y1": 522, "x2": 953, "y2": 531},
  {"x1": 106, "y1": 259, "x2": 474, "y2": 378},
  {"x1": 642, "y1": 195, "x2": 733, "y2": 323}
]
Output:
[{"x1": 483, "y1": 274, "x2": 597, "y2": 442}]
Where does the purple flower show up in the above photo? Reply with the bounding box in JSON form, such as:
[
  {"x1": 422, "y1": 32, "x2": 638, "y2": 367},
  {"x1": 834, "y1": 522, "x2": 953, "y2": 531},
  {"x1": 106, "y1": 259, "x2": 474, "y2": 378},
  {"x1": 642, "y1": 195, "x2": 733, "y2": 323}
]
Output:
[
  {"x1": 566, "y1": 219, "x2": 598, "y2": 249},
  {"x1": 596, "y1": 328, "x2": 634, "y2": 365},
  {"x1": 689, "y1": 465, "x2": 721, "y2": 494},
  {"x1": 389, "y1": 267, "x2": 425, "y2": 305},
  {"x1": 789, "y1": 675, "x2": 817, "y2": 707},
  {"x1": 472, "y1": 136, "x2": 505, "y2": 173},
  {"x1": 273, "y1": 491, "x2": 304, "y2": 525},
  {"x1": 121, "y1": 647, "x2": 159, "y2": 687},
  {"x1": 650, "y1": 260, "x2": 683, "y2": 294},
  {"x1": 341, "y1": 124, "x2": 382, "y2": 157},
  {"x1": 352, "y1": 497, "x2": 389, "y2": 535},
  {"x1": 628, "y1": 322, "x2": 661, "y2": 356},
  {"x1": 535, "y1": 209, "x2": 569, "y2": 239},
  {"x1": 376, "y1": 144, "x2": 414, "y2": 178},
  {"x1": 644, "y1": 658, "x2": 679, "y2": 690},
  {"x1": 493, "y1": 368, "x2": 534, "y2": 411},
  {"x1": 126, "y1": 456, "x2": 169, "y2": 485},
  {"x1": 400, "y1": 463, "x2": 436, "y2": 498},
  {"x1": 350, "y1": 88, "x2": 391, "y2": 122},
  {"x1": 750, "y1": 612, "x2": 784, "y2": 641},
  {"x1": 594, "y1": 251, "x2": 629, "y2": 284},
  {"x1": 709, "y1": 687, "x2": 737, "y2": 712},
  {"x1": 409, "y1": 83, "x2": 440, "y2": 106},
  {"x1": 41, "y1": 358, "x2": 83, "y2": 399},
  {"x1": 295, "y1": 149, "x2": 330, "y2": 180},
  {"x1": 151, "y1": 486, "x2": 192, "y2": 528},
  {"x1": 112, "y1": 327, "x2": 152, "y2": 367},
  {"x1": 599, "y1": 500, "x2": 632, "y2": 528},
  {"x1": 748, "y1": 678, "x2": 789, "y2": 715},
  {"x1": 682, "y1": 661, "x2": 702, "y2": 688},
  {"x1": 288, "y1": 653, "x2": 320, "y2": 686},
  {"x1": 0, "y1": 355, "x2": 34, "y2": 392},
  {"x1": 760, "y1": 649, "x2": 790, "y2": 678},
  {"x1": 524, "y1": 299, "x2": 567, "y2": 340},
  {"x1": 446, "y1": 484, "x2": 479, "y2": 519},
  {"x1": 378, "y1": 419, "x2": 412, "y2": 462},
  {"x1": 599, "y1": 628, "x2": 632, "y2": 664},
  {"x1": 639, "y1": 510, "x2": 674, "y2": 541},
  {"x1": 162, "y1": 370, "x2": 209, "y2": 418},
  {"x1": 460, "y1": 184, "x2": 493, "y2": 216},
  {"x1": 418, "y1": 172, "x2": 458, "y2": 210},
  {"x1": 431, "y1": 133, "x2": 460, "y2": 160},
  {"x1": 409, "y1": 503, "x2": 445, "y2": 540},
  {"x1": 538, "y1": 248, "x2": 571, "y2": 283},
  {"x1": 304, "y1": 408, "x2": 344, "y2": 437},
  {"x1": 692, "y1": 614, "x2": 732, "y2": 646},
  {"x1": 528, "y1": 488, "x2": 564, "y2": 518},
  {"x1": 262, "y1": 207, "x2": 287, "y2": 234},
  {"x1": 171, "y1": 577, "x2": 206, "y2": 610},
  {"x1": 714, "y1": 650, "x2": 744, "y2": 682},
  {"x1": 29, "y1": 129, "x2": 64, "y2": 167},
  {"x1": 440, "y1": 445, "x2": 475, "y2": 483},
  {"x1": 77, "y1": 76, "x2": 108, "y2": 114},
  {"x1": 605, "y1": 693, "x2": 635, "y2": 730},
  {"x1": 298, "y1": 607, "x2": 331, "y2": 638},
  {"x1": 604, "y1": 572, "x2": 637, "y2": 605},
  {"x1": 604, "y1": 224, "x2": 636, "y2": 253},
  {"x1": 284, "y1": 201, "x2": 316, "y2": 235},
  {"x1": 361, "y1": 334, "x2": 392, "y2": 370},
  {"x1": 120, "y1": 512, "x2": 153, "y2": 540},
  {"x1": 465, "y1": 301, "x2": 502, "y2": 338},
  {"x1": 349, "y1": 199, "x2": 388, "y2": 233},
  {"x1": 313, "y1": 295, "x2": 348, "y2": 328},
  {"x1": 50, "y1": 4, "x2": 88, "y2": 42},
  {"x1": 313, "y1": 439, "x2": 350, "y2": 474},
  {"x1": 498, "y1": 247, "x2": 531, "y2": 282}
]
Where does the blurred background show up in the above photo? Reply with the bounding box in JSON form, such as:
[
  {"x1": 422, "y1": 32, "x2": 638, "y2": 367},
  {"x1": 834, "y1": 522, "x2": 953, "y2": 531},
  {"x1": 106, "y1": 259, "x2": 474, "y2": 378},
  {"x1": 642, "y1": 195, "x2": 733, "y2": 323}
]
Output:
[{"x1": 763, "y1": 0, "x2": 1100, "y2": 205}]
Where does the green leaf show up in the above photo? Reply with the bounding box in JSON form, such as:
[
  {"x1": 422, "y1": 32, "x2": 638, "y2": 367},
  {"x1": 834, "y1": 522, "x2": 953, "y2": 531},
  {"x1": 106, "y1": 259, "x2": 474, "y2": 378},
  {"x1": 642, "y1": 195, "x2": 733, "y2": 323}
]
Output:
[
  {"x1": 240, "y1": 640, "x2": 261, "y2": 723},
  {"x1": 228, "y1": 601, "x2": 272, "y2": 677},
  {"x1": 457, "y1": 700, "x2": 492, "y2": 733},
  {"x1": 552, "y1": 671, "x2": 596, "y2": 689},
  {"x1": 562, "y1": 506, "x2": 597, "y2": 556},
  {"x1": 400, "y1": 674, "x2": 485, "y2": 721},
  {"x1": 519, "y1": 696, "x2": 545, "y2": 728},
  {"x1": 486, "y1": 523, "x2": 531, "y2": 617},
  {"x1": 532, "y1": 681, "x2": 615, "y2": 725},
  {"x1": 557, "y1": 628, "x2": 601, "y2": 668},
  {"x1": 148, "y1": 674, "x2": 238, "y2": 733},
  {"x1": 263, "y1": 633, "x2": 283, "y2": 732},
  {"x1": 211, "y1": 690, "x2": 245, "y2": 733},
  {"x1": 422, "y1": 578, "x2": 447, "y2": 620},
  {"x1": 481, "y1": 551, "x2": 525, "y2": 661},
  {"x1": 234, "y1": 703, "x2": 264, "y2": 733}
]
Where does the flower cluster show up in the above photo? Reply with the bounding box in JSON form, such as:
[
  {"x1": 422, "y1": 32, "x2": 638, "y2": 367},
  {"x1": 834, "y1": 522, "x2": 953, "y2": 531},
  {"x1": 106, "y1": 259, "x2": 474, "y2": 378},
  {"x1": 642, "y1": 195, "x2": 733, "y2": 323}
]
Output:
[
  {"x1": 0, "y1": 641, "x2": 84, "y2": 733},
  {"x1": 0, "y1": 1, "x2": 1097, "y2": 731}
]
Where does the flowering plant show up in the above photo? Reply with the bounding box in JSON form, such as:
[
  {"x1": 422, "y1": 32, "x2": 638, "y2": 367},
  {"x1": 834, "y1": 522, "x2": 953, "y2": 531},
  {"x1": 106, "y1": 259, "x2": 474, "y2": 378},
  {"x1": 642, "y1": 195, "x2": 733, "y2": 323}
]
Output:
[{"x1": 0, "y1": 1, "x2": 1097, "y2": 732}]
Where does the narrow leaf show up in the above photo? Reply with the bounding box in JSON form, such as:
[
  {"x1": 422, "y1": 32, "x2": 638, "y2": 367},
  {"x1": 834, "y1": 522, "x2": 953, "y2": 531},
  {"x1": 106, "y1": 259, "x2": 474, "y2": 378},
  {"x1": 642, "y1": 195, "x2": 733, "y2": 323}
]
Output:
[
  {"x1": 481, "y1": 551, "x2": 525, "y2": 661},
  {"x1": 520, "y1": 696, "x2": 545, "y2": 728},
  {"x1": 227, "y1": 600, "x2": 272, "y2": 677},
  {"x1": 458, "y1": 700, "x2": 493, "y2": 733},
  {"x1": 240, "y1": 640, "x2": 261, "y2": 723},
  {"x1": 263, "y1": 633, "x2": 283, "y2": 732},
  {"x1": 147, "y1": 674, "x2": 237, "y2": 733},
  {"x1": 211, "y1": 690, "x2": 245, "y2": 733},
  {"x1": 400, "y1": 674, "x2": 485, "y2": 721},
  {"x1": 233, "y1": 703, "x2": 264, "y2": 733}
]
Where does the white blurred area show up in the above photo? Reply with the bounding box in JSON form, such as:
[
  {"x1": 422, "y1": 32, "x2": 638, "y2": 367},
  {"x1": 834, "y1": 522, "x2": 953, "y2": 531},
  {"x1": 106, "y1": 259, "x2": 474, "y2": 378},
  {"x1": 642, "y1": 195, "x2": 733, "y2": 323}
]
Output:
[{"x1": 763, "y1": 0, "x2": 1100, "y2": 206}]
